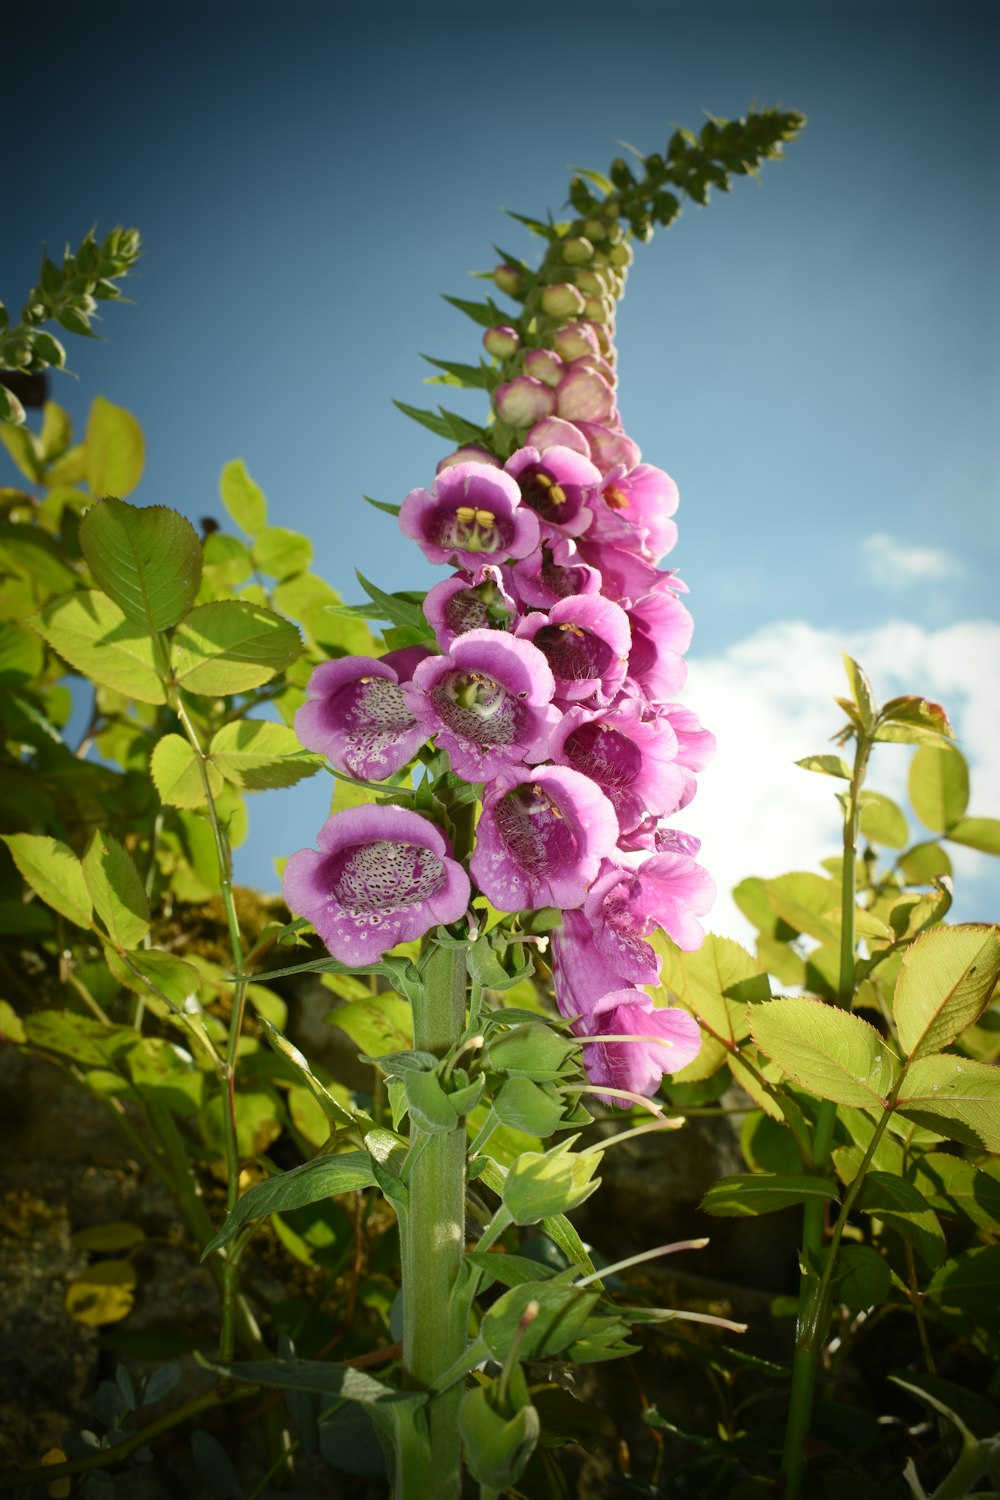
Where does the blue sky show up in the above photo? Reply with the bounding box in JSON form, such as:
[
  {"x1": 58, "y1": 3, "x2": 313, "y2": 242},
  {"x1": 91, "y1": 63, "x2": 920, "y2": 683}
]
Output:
[{"x1": 5, "y1": 0, "x2": 997, "y2": 934}]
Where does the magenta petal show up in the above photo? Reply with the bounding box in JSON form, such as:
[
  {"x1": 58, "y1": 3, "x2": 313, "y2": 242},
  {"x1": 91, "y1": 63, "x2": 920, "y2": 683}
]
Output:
[{"x1": 580, "y1": 991, "x2": 702, "y2": 1101}]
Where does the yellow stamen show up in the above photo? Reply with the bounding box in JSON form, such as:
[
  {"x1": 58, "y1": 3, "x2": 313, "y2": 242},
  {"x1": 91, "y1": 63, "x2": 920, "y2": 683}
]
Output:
[
  {"x1": 475, "y1": 508, "x2": 496, "y2": 528},
  {"x1": 535, "y1": 472, "x2": 553, "y2": 489},
  {"x1": 604, "y1": 483, "x2": 628, "y2": 510},
  {"x1": 455, "y1": 505, "x2": 477, "y2": 523},
  {"x1": 548, "y1": 484, "x2": 567, "y2": 507},
  {"x1": 560, "y1": 622, "x2": 586, "y2": 638}
]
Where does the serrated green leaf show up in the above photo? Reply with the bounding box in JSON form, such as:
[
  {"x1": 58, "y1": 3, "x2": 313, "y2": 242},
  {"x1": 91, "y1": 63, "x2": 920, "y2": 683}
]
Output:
[
  {"x1": 83, "y1": 831, "x2": 150, "y2": 948},
  {"x1": 203, "y1": 1152, "x2": 375, "y2": 1254},
  {"x1": 762, "y1": 871, "x2": 841, "y2": 945},
  {"x1": 85, "y1": 396, "x2": 144, "y2": 499},
  {"x1": 171, "y1": 600, "x2": 301, "y2": 695},
  {"x1": 842, "y1": 653, "x2": 876, "y2": 731},
  {"x1": 32, "y1": 590, "x2": 167, "y2": 705},
  {"x1": 699, "y1": 1172, "x2": 839, "y2": 1217},
  {"x1": 928, "y1": 1246, "x2": 1000, "y2": 1316},
  {"x1": 652, "y1": 933, "x2": 767, "y2": 1081},
  {"x1": 858, "y1": 791, "x2": 909, "y2": 849},
  {"x1": 209, "y1": 719, "x2": 322, "y2": 790},
  {"x1": 750, "y1": 997, "x2": 900, "y2": 1107},
  {"x1": 946, "y1": 816, "x2": 1000, "y2": 856},
  {"x1": 909, "y1": 742, "x2": 970, "y2": 833},
  {"x1": 832, "y1": 1244, "x2": 891, "y2": 1312},
  {"x1": 252, "y1": 526, "x2": 313, "y2": 580},
  {"x1": 79, "y1": 498, "x2": 202, "y2": 632},
  {"x1": 911, "y1": 1152, "x2": 1000, "y2": 1229},
  {"x1": 893, "y1": 925, "x2": 1000, "y2": 1059},
  {"x1": 151, "y1": 732, "x2": 222, "y2": 808},
  {"x1": 106, "y1": 948, "x2": 201, "y2": 1011},
  {"x1": 857, "y1": 1171, "x2": 946, "y2": 1266},
  {"x1": 795, "y1": 754, "x2": 852, "y2": 779},
  {"x1": 0, "y1": 422, "x2": 43, "y2": 482},
  {"x1": 0, "y1": 620, "x2": 45, "y2": 683},
  {"x1": 219, "y1": 458, "x2": 267, "y2": 534},
  {"x1": 896, "y1": 1054, "x2": 1000, "y2": 1150},
  {"x1": 1, "y1": 832, "x2": 92, "y2": 928}
]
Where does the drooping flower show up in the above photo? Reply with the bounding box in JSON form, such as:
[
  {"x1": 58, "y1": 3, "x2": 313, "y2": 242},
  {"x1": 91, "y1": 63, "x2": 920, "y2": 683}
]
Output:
[
  {"x1": 573, "y1": 421, "x2": 642, "y2": 475},
  {"x1": 293, "y1": 647, "x2": 430, "y2": 782},
  {"x1": 516, "y1": 594, "x2": 632, "y2": 704},
  {"x1": 470, "y1": 765, "x2": 618, "y2": 912},
  {"x1": 554, "y1": 364, "x2": 617, "y2": 425},
  {"x1": 400, "y1": 462, "x2": 539, "y2": 570},
  {"x1": 494, "y1": 376, "x2": 557, "y2": 428},
  {"x1": 522, "y1": 347, "x2": 564, "y2": 387},
  {"x1": 283, "y1": 806, "x2": 471, "y2": 965},
  {"x1": 576, "y1": 989, "x2": 702, "y2": 1101},
  {"x1": 587, "y1": 462, "x2": 680, "y2": 563},
  {"x1": 423, "y1": 566, "x2": 520, "y2": 651},
  {"x1": 525, "y1": 415, "x2": 592, "y2": 459},
  {"x1": 624, "y1": 584, "x2": 694, "y2": 703},
  {"x1": 545, "y1": 696, "x2": 685, "y2": 834},
  {"x1": 504, "y1": 444, "x2": 602, "y2": 539},
  {"x1": 405, "y1": 630, "x2": 559, "y2": 782}
]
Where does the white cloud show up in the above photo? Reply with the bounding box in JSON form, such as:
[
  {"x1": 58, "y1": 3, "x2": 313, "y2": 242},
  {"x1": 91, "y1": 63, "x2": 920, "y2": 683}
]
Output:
[
  {"x1": 679, "y1": 619, "x2": 1000, "y2": 942},
  {"x1": 863, "y1": 533, "x2": 963, "y2": 588}
]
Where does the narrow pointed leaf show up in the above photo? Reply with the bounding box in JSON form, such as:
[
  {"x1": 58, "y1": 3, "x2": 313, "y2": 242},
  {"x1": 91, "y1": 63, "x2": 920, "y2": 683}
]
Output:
[
  {"x1": 700, "y1": 1173, "x2": 839, "y2": 1217},
  {"x1": 82, "y1": 832, "x2": 150, "y2": 948},
  {"x1": 203, "y1": 1151, "x2": 376, "y2": 1254}
]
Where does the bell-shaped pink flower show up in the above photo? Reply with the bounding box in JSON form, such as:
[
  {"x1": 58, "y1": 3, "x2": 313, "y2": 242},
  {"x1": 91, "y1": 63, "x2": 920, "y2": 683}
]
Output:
[
  {"x1": 512, "y1": 536, "x2": 602, "y2": 610},
  {"x1": 423, "y1": 565, "x2": 520, "y2": 651},
  {"x1": 625, "y1": 585, "x2": 694, "y2": 702},
  {"x1": 405, "y1": 630, "x2": 559, "y2": 782},
  {"x1": 471, "y1": 765, "x2": 618, "y2": 912},
  {"x1": 293, "y1": 647, "x2": 430, "y2": 782},
  {"x1": 504, "y1": 444, "x2": 601, "y2": 539},
  {"x1": 494, "y1": 375, "x2": 557, "y2": 428},
  {"x1": 588, "y1": 463, "x2": 680, "y2": 564},
  {"x1": 546, "y1": 696, "x2": 685, "y2": 835},
  {"x1": 400, "y1": 462, "x2": 539, "y2": 571},
  {"x1": 578, "y1": 990, "x2": 702, "y2": 1102},
  {"x1": 516, "y1": 594, "x2": 632, "y2": 705},
  {"x1": 283, "y1": 806, "x2": 471, "y2": 965}
]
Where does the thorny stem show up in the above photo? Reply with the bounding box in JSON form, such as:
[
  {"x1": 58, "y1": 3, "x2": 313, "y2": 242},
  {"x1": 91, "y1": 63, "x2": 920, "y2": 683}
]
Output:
[{"x1": 782, "y1": 727, "x2": 873, "y2": 1498}]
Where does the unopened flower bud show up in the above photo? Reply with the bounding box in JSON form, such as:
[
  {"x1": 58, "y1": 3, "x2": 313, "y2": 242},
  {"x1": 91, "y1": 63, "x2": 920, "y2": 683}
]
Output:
[
  {"x1": 575, "y1": 269, "x2": 609, "y2": 297},
  {"x1": 583, "y1": 218, "x2": 606, "y2": 241},
  {"x1": 608, "y1": 242, "x2": 634, "y2": 268},
  {"x1": 552, "y1": 322, "x2": 600, "y2": 361},
  {"x1": 540, "y1": 283, "x2": 586, "y2": 319},
  {"x1": 582, "y1": 296, "x2": 613, "y2": 325},
  {"x1": 494, "y1": 264, "x2": 525, "y2": 297},
  {"x1": 494, "y1": 375, "x2": 557, "y2": 428},
  {"x1": 523, "y1": 347, "x2": 564, "y2": 388},
  {"x1": 483, "y1": 325, "x2": 521, "y2": 358},
  {"x1": 562, "y1": 237, "x2": 593, "y2": 266},
  {"x1": 591, "y1": 249, "x2": 610, "y2": 268}
]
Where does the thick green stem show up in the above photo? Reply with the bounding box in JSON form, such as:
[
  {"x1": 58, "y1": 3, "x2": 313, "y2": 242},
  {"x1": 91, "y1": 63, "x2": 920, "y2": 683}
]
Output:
[
  {"x1": 782, "y1": 732, "x2": 872, "y2": 1496},
  {"x1": 398, "y1": 941, "x2": 468, "y2": 1500}
]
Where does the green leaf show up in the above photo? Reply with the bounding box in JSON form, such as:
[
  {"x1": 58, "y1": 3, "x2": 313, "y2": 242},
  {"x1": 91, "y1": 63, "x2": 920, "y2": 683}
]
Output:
[
  {"x1": 218, "y1": 1356, "x2": 414, "y2": 1406},
  {"x1": 209, "y1": 720, "x2": 322, "y2": 790},
  {"x1": 858, "y1": 791, "x2": 909, "y2": 849},
  {"x1": 71, "y1": 1221, "x2": 146, "y2": 1251},
  {"x1": 83, "y1": 831, "x2": 150, "y2": 948},
  {"x1": 896, "y1": 1054, "x2": 1000, "y2": 1151},
  {"x1": 403, "y1": 1068, "x2": 458, "y2": 1133},
  {"x1": 842, "y1": 653, "x2": 876, "y2": 731},
  {"x1": 0, "y1": 421, "x2": 43, "y2": 482},
  {"x1": 106, "y1": 949, "x2": 201, "y2": 1011},
  {"x1": 1, "y1": 832, "x2": 92, "y2": 928},
  {"x1": 24, "y1": 1010, "x2": 136, "y2": 1067},
  {"x1": 909, "y1": 743, "x2": 970, "y2": 833},
  {"x1": 762, "y1": 871, "x2": 840, "y2": 945},
  {"x1": 252, "y1": 526, "x2": 313, "y2": 580},
  {"x1": 219, "y1": 458, "x2": 268, "y2": 534},
  {"x1": 420, "y1": 354, "x2": 493, "y2": 389},
  {"x1": 151, "y1": 732, "x2": 222, "y2": 808},
  {"x1": 441, "y1": 293, "x2": 506, "y2": 328},
  {"x1": 898, "y1": 841, "x2": 953, "y2": 884},
  {"x1": 0, "y1": 620, "x2": 45, "y2": 684},
  {"x1": 877, "y1": 695, "x2": 954, "y2": 745},
  {"x1": 203, "y1": 1151, "x2": 375, "y2": 1254},
  {"x1": 171, "y1": 600, "x2": 302, "y2": 695},
  {"x1": 85, "y1": 396, "x2": 144, "y2": 498},
  {"x1": 699, "y1": 1172, "x2": 839, "y2": 1217},
  {"x1": 889, "y1": 1370, "x2": 1000, "y2": 1440},
  {"x1": 480, "y1": 1281, "x2": 599, "y2": 1364},
  {"x1": 653, "y1": 933, "x2": 767, "y2": 1081},
  {"x1": 329, "y1": 993, "x2": 413, "y2": 1057},
  {"x1": 928, "y1": 1245, "x2": 1000, "y2": 1317},
  {"x1": 795, "y1": 754, "x2": 852, "y2": 779},
  {"x1": 39, "y1": 400, "x2": 72, "y2": 462},
  {"x1": 856, "y1": 1171, "x2": 946, "y2": 1267},
  {"x1": 893, "y1": 925, "x2": 1000, "y2": 1059},
  {"x1": 750, "y1": 997, "x2": 900, "y2": 1107},
  {"x1": 79, "y1": 498, "x2": 202, "y2": 632},
  {"x1": 832, "y1": 1244, "x2": 891, "y2": 1312},
  {"x1": 946, "y1": 816, "x2": 1000, "y2": 856},
  {"x1": 503, "y1": 1138, "x2": 601, "y2": 1224},
  {"x1": 32, "y1": 590, "x2": 167, "y2": 705},
  {"x1": 392, "y1": 399, "x2": 455, "y2": 439},
  {"x1": 911, "y1": 1152, "x2": 1000, "y2": 1229}
]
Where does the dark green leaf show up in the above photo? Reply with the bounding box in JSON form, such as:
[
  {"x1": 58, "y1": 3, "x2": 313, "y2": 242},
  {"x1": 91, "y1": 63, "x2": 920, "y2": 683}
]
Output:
[
  {"x1": 699, "y1": 1172, "x2": 839, "y2": 1217},
  {"x1": 203, "y1": 1151, "x2": 375, "y2": 1254},
  {"x1": 79, "y1": 498, "x2": 202, "y2": 632}
]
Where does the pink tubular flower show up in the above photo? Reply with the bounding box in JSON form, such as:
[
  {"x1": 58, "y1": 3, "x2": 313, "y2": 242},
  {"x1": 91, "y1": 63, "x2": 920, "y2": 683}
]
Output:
[
  {"x1": 423, "y1": 566, "x2": 520, "y2": 651},
  {"x1": 400, "y1": 462, "x2": 539, "y2": 570},
  {"x1": 283, "y1": 806, "x2": 471, "y2": 966},
  {"x1": 494, "y1": 376, "x2": 557, "y2": 428},
  {"x1": 588, "y1": 463, "x2": 680, "y2": 563},
  {"x1": 470, "y1": 765, "x2": 618, "y2": 912},
  {"x1": 546, "y1": 696, "x2": 685, "y2": 835},
  {"x1": 516, "y1": 594, "x2": 632, "y2": 704},
  {"x1": 625, "y1": 584, "x2": 694, "y2": 702},
  {"x1": 504, "y1": 444, "x2": 602, "y2": 539},
  {"x1": 293, "y1": 647, "x2": 430, "y2": 782},
  {"x1": 405, "y1": 630, "x2": 559, "y2": 782},
  {"x1": 657, "y1": 703, "x2": 717, "y2": 773},
  {"x1": 512, "y1": 536, "x2": 602, "y2": 610},
  {"x1": 577, "y1": 990, "x2": 702, "y2": 1102}
]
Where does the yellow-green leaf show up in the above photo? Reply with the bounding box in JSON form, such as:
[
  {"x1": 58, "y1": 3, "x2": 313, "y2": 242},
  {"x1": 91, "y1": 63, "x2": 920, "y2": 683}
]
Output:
[
  {"x1": 219, "y1": 458, "x2": 267, "y2": 535},
  {"x1": 909, "y1": 743, "x2": 970, "y2": 834},
  {"x1": 151, "y1": 732, "x2": 223, "y2": 808},
  {"x1": 896, "y1": 1054, "x2": 1000, "y2": 1151},
  {"x1": 85, "y1": 396, "x2": 144, "y2": 499},
  {"x1": 32, "y1": 590, "x2": 167, "y2": 705},
  {"x1": 893, "y1": 924, "x2": 1000, "y2": 1059},
  {"x1": 79, "y1": 497, "x2": 202, "y2": 632},
  {"x1": 209, "y1": 719, "x2": 323, "y2": 790},
  {"x1": 750, "y1": 996, "x2": 900, "y2": 1107},
  {"x1": 1, "y1": 832, "x2": 92, "y2": 928},
  {"x1": 171, "y1": 600, "x2": 302, "y2": 695},
  {"x1": 83, "y1": 831, "x2": 150, "y2": 948}
]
